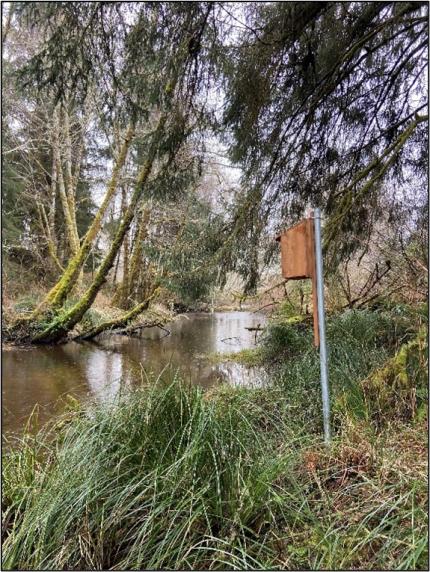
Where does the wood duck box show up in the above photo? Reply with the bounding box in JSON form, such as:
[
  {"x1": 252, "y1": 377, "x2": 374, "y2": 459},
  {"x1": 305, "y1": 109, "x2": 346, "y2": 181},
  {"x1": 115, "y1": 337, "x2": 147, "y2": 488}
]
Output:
[{"x1": 276, "y1": 219, "x2": 315, "y2": 280}]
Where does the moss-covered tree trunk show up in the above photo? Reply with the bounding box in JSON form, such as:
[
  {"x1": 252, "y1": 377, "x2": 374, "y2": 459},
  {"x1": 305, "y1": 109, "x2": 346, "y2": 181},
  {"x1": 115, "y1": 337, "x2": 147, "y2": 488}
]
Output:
[
  {"x1": 120, "y1": 231, "x2": 130, "y2": 307},
  {"x1": 76, "y1": 286, "x2": 160, "y2": 340},
  {"x1": 30, "y1": 122, "x2": 136, "y2": 317},
  {"x1": 112, "y1": 186, "x2": 131, "y2": 308},
  {"x1": 113, "y1": 204, "x2": 151, "y2": 309},
  {"x1": 32, "y1": 118, "x2": 164, "y2": 343},
  {"x1": 53, "y1": 106, "x2": 80, "y2": 257},
  {"x1": 63, "y1": 104, "x2": 87, "y2": 287},
  {"x1": 128, "y1": 206, "x2": 151, "y2": 298},
  {"x1": 48, "y1": 144, "x2": 60, "y2": 264}
]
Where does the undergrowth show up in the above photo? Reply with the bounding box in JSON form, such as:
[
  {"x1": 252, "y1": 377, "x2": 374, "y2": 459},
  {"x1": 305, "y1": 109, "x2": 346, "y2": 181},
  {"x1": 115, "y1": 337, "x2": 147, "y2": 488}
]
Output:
[{"x1": 2, "y1": 306, "x2": 428, "y2": 570}]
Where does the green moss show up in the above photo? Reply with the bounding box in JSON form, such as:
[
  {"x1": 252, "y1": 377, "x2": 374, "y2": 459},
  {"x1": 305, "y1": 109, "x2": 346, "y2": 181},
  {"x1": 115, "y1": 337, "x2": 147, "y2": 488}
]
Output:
[
  {"x1": 360, "y1": 327, "x2": 428, "y2": 427},
  {"x1": 209, "y1": 347, "x2": 265, "y2": 367}
]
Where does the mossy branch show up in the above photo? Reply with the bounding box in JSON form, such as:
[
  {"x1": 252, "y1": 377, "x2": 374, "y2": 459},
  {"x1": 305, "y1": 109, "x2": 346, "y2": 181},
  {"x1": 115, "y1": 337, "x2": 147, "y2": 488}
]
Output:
[{"x1": 76, "y1": 287, "x2": 160, "y2": 340}]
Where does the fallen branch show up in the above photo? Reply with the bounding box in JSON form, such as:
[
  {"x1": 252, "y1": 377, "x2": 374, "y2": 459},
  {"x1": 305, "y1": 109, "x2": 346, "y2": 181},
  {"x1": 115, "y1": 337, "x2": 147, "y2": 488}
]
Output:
[
  {"x1": 116, "y1": 322, "x2": 171, "y2": 338},
  {"x1": 75, "y1": 288, "x2": 160, "y2": 341}
]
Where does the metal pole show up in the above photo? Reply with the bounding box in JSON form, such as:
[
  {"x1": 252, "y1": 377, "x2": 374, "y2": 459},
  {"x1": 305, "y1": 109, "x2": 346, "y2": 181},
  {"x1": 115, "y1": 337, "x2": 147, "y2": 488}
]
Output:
[{"x1": 313, "y1": 208, "x2": 331, "y2": 444}]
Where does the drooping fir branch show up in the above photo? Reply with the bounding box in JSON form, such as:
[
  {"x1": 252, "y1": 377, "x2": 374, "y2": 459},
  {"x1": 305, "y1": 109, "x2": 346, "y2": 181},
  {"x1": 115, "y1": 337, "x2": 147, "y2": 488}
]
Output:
[{"x1": 324, "y1": 114, "x2": 428, "y2": 248}]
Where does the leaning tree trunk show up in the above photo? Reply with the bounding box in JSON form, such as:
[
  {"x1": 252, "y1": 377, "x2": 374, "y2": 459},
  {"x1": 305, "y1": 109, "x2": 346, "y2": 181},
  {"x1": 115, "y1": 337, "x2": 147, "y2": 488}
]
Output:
[
  {"x1": 32, "y1": 117, "x2": 165, "y2": 344},
  {"x1": 29, "y1": 122, "x2": 136, "y2": 318},
  {"x1": 76, "y1": 286, "x2": 160, "y2": 340}
]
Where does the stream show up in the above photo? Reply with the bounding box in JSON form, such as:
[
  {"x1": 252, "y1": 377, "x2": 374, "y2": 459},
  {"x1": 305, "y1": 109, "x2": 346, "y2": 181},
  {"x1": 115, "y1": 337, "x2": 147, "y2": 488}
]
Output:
[{"x1": 2, "y1": 311, "x2": 267, "y2": 434}]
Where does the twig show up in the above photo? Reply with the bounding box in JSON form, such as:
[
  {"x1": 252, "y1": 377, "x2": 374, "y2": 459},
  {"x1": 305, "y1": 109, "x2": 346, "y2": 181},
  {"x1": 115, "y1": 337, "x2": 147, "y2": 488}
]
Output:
[{"x1": 253, "y1": 301, "x2": 280, "y2": 313}]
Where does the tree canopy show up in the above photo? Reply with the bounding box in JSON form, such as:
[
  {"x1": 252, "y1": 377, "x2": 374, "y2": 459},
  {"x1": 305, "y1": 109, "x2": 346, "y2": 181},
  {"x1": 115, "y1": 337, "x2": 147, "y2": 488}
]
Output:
[{"x1": 221, "y1": 1, "x2": 428, "y2": 282}]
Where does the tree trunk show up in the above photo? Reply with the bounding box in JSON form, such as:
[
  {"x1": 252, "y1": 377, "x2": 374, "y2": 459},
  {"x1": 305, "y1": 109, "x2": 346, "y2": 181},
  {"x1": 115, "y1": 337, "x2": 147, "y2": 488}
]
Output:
[
  {"x1": 112, "y1": 242, "x2": 121, "y2": 286},
  {"x1": 114, "y1": 203, "x2": 151, "y2": 309},
  {"x1": 324, "y1": 115, "x2": 428, "y2": 248},
  {"x1": 128, "y1": 205, "x2": 151, "y2": 300},
  {"x1": 30, "y1": 122, "x2": 135, "y2": 316},
  {"x1": 37, "y1": 202, "x2": 64, "y2": 273},
  {"x1": 48, "y1": 146, "x2": 58, "y2": 252},
  {"x1": 62, "y1": 105, "x2": 80, "y2": 254},
  {"x1": 76, "y1": 287, "x2": 160, "y2": 340},
  {"x1": 32, "y1": 116, "x2": 164, "y2": 343},
  {"x1": 112, "y1": 186, "x2": 130, "y2": 308},
  {"x1": 53, "y1": 107, "x2": 80, "y2": 257},
  {"x1": 2, "y1": 4, "x2": 14, "y2": 49}
]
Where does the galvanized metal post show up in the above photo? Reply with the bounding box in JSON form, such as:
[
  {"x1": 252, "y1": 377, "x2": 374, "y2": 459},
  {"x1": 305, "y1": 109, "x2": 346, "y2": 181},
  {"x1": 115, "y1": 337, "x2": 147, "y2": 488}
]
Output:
[{"x1": 313, "y1": 208, "x2": 331, "y2": 444}]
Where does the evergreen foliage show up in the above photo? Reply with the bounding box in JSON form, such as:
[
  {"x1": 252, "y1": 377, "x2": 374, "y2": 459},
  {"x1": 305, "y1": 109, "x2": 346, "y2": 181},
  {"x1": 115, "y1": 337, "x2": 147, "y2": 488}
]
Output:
[
  {"x1": 221, "y1": 1, "x2": 428, "y2": 281},
  {"x1": 146, "y1": 195, "x2": 225, "y2": 305}
]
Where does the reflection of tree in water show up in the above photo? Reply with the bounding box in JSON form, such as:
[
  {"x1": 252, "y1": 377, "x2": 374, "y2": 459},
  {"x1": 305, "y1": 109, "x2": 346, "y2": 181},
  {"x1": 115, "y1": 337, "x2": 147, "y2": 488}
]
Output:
[
  {"x1": 85, "y1": 349, "x2": 121, "y2": 402},
  {"x1": 85, "y1": 340, "x2": 141, "y2": 396},
  {"x1": 3, "y1": 344, "x2": 90, "y2": 434},
  {"x1": 3, "y1": 313, "x2": 267, "y2": 433}
]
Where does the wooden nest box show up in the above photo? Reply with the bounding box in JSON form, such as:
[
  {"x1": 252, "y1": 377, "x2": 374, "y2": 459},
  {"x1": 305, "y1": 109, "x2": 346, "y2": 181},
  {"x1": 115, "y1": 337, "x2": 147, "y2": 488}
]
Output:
[
  {"x1": 276, "y1": 216, "x2": 319, "y2": 346},
  {"x1": 276, "y1": 219, "x2": 315, "y2": 280}
]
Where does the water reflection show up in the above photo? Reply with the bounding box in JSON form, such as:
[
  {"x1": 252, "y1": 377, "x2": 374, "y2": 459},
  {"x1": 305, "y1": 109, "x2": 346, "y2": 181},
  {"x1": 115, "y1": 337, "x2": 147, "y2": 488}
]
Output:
[
  {"x1": 84, "y1": 349, "x2": 125, "y2": 402},
  {"x1": 2, "y1": 312, "x2": 266, "y2": 433}
]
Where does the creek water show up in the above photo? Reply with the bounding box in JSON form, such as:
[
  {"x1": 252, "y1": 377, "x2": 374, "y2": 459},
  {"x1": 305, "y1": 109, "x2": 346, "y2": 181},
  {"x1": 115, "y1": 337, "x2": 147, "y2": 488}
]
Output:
[{"x1": 2, "y1": 311, "x2": 266, "y2": 434}]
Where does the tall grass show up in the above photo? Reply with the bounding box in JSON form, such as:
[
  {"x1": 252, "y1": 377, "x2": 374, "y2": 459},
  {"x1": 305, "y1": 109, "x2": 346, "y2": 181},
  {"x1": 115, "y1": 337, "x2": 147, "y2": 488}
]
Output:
[
  {"x1": 260, "y1": 307, "x2": 426, "y2": 428},
  {"x1": 3, "y1": 387, "x2": 428, "y2": 569},
  {"x1": 3, "y1": 381, "x2": 295, "y2": 570},
  {"x1": 2, "y1": 307, "x2": 428, "y2": 570}
]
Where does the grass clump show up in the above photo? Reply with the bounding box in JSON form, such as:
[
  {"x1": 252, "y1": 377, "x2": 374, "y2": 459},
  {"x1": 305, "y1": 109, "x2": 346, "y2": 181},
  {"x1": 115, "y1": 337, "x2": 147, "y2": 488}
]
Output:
[
  {"x1": 2, "y1": 381, "x2": 297, "y2": 570},
  {"x1": 259, "y1": 307, "x2": 426, "y2": 429},
  {"x1": 209, "y1": 347, "x2": 265, "y2": 367}
]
